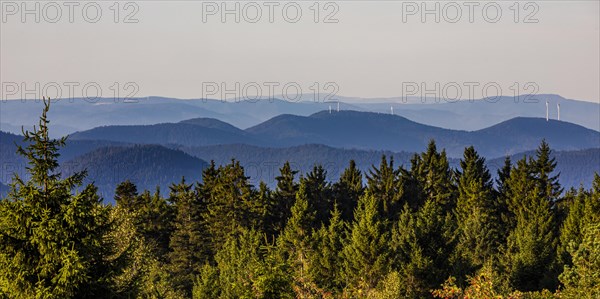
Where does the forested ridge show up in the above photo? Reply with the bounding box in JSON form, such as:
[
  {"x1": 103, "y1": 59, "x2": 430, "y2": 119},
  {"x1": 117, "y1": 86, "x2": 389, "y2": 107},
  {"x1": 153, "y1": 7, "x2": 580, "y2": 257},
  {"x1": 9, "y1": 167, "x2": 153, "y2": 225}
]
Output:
[{"x1": 0, "y1": 100, "x2": 598, "y2": 298}]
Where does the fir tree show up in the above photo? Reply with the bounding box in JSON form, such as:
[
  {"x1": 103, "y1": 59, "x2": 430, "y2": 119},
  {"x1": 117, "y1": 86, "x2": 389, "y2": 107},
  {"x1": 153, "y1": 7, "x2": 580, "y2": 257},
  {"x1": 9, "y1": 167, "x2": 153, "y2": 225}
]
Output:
[
  {"x1": 453, "y1": 146, "x2": 502, "y2": 278},
  {"x1": 302, "y1": 164, "x2": 333, "y2": 226},
  {"x1": 366, "y1": 155, "x2": 401, "y2": 219},
  {"x1": 168, "y1": 177, "x2": 210, "y2": 296},
  {"x1": 503, "y1": 183, "x2": 558, "y2": 291},
  {"x1": 332, "y1": 160, "x2": 364, "y2": 222},
  {"x1": 308, "y1": 205, "x2": 346, "y2": 294},
  {"x1": 270, "y1": 162, "x2": 299, "y2": 236},
  {"x1": 0, "y1": 99, "x2": 111, "y2": 297},
  {"x1": 202, "y1": 160, "x2": 260, "y2": 252},
  {"x1": 532, "y1": 140, "x2": 563, "y2": 205},
  {"x1": 277, "y1": 181, "x2": 317, "y2": 295},
  {"x1": 341, "y1": 192, "x2": 390, "y2": 296},
  {"x1": 114, "y1": 179, "x2": 139, "y2": 209}
]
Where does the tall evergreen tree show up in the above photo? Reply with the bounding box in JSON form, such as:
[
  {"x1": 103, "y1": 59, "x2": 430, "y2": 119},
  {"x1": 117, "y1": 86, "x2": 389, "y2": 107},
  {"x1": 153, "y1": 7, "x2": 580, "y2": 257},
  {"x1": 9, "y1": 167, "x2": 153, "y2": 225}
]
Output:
[
  {"x1": 308, "y1": 205, "x2": 346, "y2": 294},
  {"x1": 270, "y1": 162, "x2": 299, "y2": 236},
  {"x1": 333, "y1": 160, "x2": 364, "y2": 222},
  {"x1": 400, "y1": 140, "x2": 456, "y2": 211},
  {"x1": 277, "y1": 181, "x2": 317, "y2": 295},
  {"x1": 502, "y1": 155, "x2": 558, "y2": 291},
  {"x1": 168, "y1": 177, "x2": 210, "y2": 296},
  {"x1": 202, "y1": 160, "x2": 260, "y2": 252},
  {"x1": 392, "y1": 199, "x2": 455, "y2": 298},
  {"x1": 341, "y1": 192, "x2": 390, "y2": 296},
  {"x1": 532, "y1": 140, "x2": 563, "y2": 205},
  {"x1": 302, "y1": 165, "x2": 333, "y2": 226},
  {"x1": 114, "y1": 179, "x2": 139, "y2": 209},
  {"x1": 367, "y1": 155, "x2": 401, "y2": 219},
  {"x1": 0, "y1": 99, "x2": 111, "y2": 297},
  {"x1": 453, "y1": 146, "x2": 502, "y2": 278}
]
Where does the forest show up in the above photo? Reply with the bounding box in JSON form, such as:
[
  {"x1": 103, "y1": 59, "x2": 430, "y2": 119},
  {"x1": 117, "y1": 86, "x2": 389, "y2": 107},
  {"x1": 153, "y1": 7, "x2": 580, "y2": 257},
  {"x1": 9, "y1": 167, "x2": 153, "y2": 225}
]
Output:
[{"x1": 0, "y1": 100, "x2": 598, "y2": 299}]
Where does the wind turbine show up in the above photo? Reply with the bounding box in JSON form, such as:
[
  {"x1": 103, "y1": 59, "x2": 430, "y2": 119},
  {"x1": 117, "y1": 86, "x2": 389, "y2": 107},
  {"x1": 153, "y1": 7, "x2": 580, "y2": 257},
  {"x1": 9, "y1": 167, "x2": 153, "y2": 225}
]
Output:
[
  {"x1": 390, "y1": 106, "x2": 394, "y2": 115},
  {"x1": 337, "y1": 101, "x2": 340, "y2": 112},
  {"x1": 557, "y1": 103, "x2": 560, "y2": 121},
  {"x1": 546, "y1": 101, "x2": 549, "y2": 121}
]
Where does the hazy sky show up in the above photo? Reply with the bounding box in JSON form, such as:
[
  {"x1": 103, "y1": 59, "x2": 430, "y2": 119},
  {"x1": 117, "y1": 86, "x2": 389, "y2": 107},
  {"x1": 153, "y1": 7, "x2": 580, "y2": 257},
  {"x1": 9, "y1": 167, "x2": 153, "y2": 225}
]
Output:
[{"x1": 1, "y1": 1, "x2": 598, "y2": 102}]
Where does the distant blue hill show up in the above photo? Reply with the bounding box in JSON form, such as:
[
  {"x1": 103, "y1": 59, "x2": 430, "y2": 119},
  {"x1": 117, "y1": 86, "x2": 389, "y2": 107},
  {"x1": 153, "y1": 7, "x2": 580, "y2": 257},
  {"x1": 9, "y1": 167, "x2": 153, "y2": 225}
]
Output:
[
  {"x1": 62, "y1": 144, "x2": 208, "y2": 202},
  {"x1": 65, "y1": 111, "x2": 600, "y2": 157},
  {"x1": 2, "y1": 94, "x2": 598, "y2": 137}
]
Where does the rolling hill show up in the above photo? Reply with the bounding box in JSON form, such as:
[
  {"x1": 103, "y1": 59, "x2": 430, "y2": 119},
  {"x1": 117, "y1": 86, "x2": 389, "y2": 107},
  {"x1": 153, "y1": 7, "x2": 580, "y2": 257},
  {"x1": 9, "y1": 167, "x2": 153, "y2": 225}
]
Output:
[
  {"x1": 69, "y1": 119, "x2": 262, "y2": 147},
  {"x1": 247, "y1": 111, "x2": 600, "y2": 157},
  {"x1": 68, "y1": 111, "x2": 600, "y2": 157},
  {"x1": 2, "y1": 95, "x2": 598, "y2": 138},
  {"x1": 63, "y1": 145, "x2": 208, "y2": 202}
]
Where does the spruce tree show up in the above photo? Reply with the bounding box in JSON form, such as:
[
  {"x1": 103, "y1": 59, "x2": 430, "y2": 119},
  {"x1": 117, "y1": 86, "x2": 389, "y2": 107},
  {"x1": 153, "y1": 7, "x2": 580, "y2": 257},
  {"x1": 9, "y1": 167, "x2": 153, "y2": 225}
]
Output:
[
  {"x1": 503, "y1": 156, "x2": 558, "y2": 291},
  {"x1": 400, "y1": 140, "x2": 456, "y2": 211},
  {"x1": 532, "y1": 140, "x2": 563, "y2": 205},
  {"x1": 453, "y1": 146, "x2": 502, "y2": 278},
  {"x1": 133, "y1": 188, "x2": 174, "y2": 256},
  {"x1": 270, "y1": 162, "x2": 299, "y2": 236},
  {"x1": 114, "y1": 179, "x2": 139, "y2": 209},
  {"x1": 366, "y1": 155, "x2": 401, "y2": 219},
  {"x1": 0, "y1": 99, "x2": 110, "y2": 298},
  {"x1": 202, "y1": 160, "x2": 260, "y2": 251},
  {"x1": 168, "y1": 177, "x2": 210, "y2": 296},
  {"x1": 392, "y1": 200, "x2": 454, "y2": 298},
  {"x1": 308, "y1": 205, "x2": 346, "y2": 294},
  {"x1": 341, "y1": 192, "x2": 390, "y2": 296},
  {"x1": 277, "y1": 181, "x2": 317, "y2": 295},
  {"x1": 302, "y1": 164, "x2": 332, "y2": 226},
  {"x1": 333, "y1": 160, "x2": 364, "y2": 222}
]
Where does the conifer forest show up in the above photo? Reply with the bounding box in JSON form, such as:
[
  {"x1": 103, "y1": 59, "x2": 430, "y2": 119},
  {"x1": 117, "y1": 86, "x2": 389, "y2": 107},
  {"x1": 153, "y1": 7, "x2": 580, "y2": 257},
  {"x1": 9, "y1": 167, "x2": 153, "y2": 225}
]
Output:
[{"x1": 1, "y1": 100, "x2": 598, "y2": 299}]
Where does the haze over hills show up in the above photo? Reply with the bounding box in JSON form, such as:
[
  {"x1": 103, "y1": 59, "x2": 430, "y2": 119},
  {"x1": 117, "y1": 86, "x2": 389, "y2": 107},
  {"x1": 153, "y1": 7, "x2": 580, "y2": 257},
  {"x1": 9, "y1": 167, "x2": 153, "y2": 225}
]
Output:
[
  {"x1": 1, "y1": 131, "x2": 598, "y2": 200},
  {"x1": 1, "y1": 94, "x2": 598, "y2": 137},
  {"x1": 62, "y1": 145, "x2": 208, "y2": 200},
  {"x1": 2, "y1": 106, "x2": 599, "y2": 200},
  {"x1": 70, "y1": 111, "x2": 600, "y2": 157}
]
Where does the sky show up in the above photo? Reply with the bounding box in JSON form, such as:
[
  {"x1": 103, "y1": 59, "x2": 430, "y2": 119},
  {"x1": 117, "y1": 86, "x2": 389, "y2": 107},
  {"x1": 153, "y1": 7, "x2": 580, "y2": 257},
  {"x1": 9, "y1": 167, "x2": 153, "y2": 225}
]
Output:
[{"x1": 1, "y1": 1, "x2": 599, "y2": 103}]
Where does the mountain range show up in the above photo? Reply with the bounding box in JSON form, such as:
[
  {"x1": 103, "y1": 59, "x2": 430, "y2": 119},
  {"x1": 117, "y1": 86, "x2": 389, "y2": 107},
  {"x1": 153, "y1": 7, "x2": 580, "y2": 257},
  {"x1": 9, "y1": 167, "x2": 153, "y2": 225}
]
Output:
[
  {"x1": 1, "y1": 94, "x2": 598, "y2": 138},
  {"x1": 70, "y1": 111, "x2": 600, "y2": 157},
  {"x1": 1, "y1": 107, "x2": 598, "y2": 201}
]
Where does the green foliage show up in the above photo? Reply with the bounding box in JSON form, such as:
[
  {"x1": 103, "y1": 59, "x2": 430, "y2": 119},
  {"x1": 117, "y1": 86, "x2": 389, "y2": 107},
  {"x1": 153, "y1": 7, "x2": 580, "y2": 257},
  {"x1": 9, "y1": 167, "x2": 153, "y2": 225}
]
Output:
[
  {"x1": 2, "y1": 104, "x2": 597, "y2": 298},
  {"x1": 367, "y1": 155, "x2": 401, "y2": 218},
  {"x1": 559, "y1": 222, "x2": 600, "y2": 299},
  {"x1": 0, "y1": 99, "x2": 110, "y2": 298},
  {"x1": 308, "y1": 205, "x2": 346, "y2": 294},
  {"x1": 453, "y1": 146, "x2": 503, "y2": 279},
  {"x1": 193, "y1": 228, "x2": 295, "y2": 299},
  {"x1": 341, "y1": 192, "x2": 390, "y2": 296},
  {"x1": 391, "y1": 200, "x2": 455, "y2": 298},
  {"x1": 201, "y1": 160, "x2": 261, "y2": 252},
  {"x1": 269, "y1": 162, "x2": 299, "y2": 236},
  {"x1": 332, "y1": 160, "x2": 363, "y2": 222},
  {"x1": 302, "y1": 165, "x2": 333, "y2": 226},
  {"x1": 277, "y1": 181, "x2": 318, "y2": 296},
  {"x1": 168, "y1": 178, "x2": 210, "y2": 295}
]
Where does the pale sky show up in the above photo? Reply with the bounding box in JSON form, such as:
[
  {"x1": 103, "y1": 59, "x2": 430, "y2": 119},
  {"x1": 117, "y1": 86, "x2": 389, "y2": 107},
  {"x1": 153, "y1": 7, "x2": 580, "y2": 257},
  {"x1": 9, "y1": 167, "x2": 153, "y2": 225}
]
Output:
[{"x1": 1, "y1": 1, "x2": 598, "y2": 102}]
